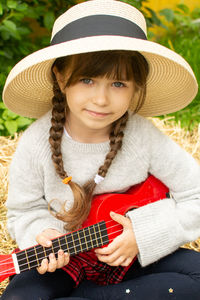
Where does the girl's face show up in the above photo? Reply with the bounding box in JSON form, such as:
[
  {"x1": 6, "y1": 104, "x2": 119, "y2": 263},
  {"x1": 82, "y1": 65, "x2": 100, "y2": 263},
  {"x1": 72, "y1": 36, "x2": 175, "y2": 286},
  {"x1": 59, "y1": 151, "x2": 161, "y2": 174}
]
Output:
[
  {"x1": 53, "y1": 51, "x2": 148, "y2": 142},
  {"x1": 64, "y1": 76, "x2": 134, "y2": 140}
]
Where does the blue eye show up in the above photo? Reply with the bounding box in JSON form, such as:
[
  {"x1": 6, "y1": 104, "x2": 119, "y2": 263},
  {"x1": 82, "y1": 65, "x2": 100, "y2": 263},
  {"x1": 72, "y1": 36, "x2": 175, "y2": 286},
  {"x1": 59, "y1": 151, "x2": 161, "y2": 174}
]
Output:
[
  {"x1": 113, "y1": 82, "x2": 125, "y2": 88},
  {"x1": 81, "y1": 78, "x2": 93, "y2": 84}
]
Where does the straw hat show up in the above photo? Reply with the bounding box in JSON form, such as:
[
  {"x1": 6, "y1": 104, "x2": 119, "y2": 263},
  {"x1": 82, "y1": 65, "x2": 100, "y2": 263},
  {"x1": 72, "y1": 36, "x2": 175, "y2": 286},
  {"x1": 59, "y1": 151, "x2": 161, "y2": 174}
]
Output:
[{"x1": 2, "y1": 0, "x2": 198, "y2": 118}]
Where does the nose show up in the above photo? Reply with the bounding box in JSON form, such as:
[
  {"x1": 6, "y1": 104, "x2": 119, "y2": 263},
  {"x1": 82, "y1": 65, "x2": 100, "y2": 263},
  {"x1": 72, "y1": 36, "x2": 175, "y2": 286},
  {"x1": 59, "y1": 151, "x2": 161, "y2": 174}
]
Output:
[{"x1": 92, "y1": 85, "x2": 109, "y2": 106}]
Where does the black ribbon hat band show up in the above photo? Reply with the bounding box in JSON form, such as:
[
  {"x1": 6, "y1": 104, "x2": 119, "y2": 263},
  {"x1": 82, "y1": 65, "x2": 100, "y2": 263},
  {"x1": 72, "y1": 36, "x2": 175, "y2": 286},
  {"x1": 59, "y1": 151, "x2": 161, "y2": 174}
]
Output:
[{"x1": 50, "y1": 15, "x2": 147, "y2": 45}]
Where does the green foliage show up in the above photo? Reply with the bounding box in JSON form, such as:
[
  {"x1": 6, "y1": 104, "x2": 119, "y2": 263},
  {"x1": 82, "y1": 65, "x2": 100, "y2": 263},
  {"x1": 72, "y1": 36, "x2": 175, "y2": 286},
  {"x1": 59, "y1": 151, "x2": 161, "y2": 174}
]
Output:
[
  {"x1": 0, "y1": 0, "x2": 80, "y2": 136},
  {"x1": 157, "y1": 4, "x2": 200, "y2": 130},
  {"x1": 0, "y1": 102, "x2": 33, "y2": 135}
]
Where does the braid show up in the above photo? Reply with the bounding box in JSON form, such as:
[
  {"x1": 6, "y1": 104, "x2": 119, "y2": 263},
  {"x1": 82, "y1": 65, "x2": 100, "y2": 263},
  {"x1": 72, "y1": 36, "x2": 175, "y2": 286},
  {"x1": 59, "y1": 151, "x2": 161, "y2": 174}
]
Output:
[
  {"x1": 98, "y1": 111, "x2": 129, "y2": 178},
  {"x1": 49, "y1": 79, "x2": 67, "y2": 178},
  {"x1": 73, "y1": 111, "x2": 129, "y2": 231},
  {"x1": 49, "y1": 77, "x2": 87, "y2": 231}
]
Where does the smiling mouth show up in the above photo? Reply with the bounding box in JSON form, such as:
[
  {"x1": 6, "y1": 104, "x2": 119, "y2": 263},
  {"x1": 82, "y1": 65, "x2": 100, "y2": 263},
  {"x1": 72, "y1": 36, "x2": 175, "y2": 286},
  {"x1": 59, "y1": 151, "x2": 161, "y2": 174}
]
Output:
[{"x1": 85, "y1": 109, "x2": 110, "y2": 117}]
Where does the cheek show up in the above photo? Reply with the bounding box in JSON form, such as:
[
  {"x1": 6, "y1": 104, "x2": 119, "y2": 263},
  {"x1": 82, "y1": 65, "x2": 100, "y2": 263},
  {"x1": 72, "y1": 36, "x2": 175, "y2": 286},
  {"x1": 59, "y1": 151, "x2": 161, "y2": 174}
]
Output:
[
  {"x1": 112, "y1": 102, "x2": 130, "y2": 123},
  {"x1": 115, "y1": 95, "x2": 132, "y2": 113},
  {"x1": 65, "y1": 89, "x2": 82, "y2": 110}
]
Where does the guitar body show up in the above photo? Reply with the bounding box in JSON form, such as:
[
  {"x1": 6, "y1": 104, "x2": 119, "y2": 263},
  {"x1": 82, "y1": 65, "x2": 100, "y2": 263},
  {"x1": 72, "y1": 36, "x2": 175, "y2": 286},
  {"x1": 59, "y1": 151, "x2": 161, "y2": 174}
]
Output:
[
  {"x1": 0, "y1": 175, "x2": 169, "y2": 283},
  {"x1": 83, "y1": 175, "x2": 169, "y2": 242},
  {"x1": 0, "y1": 254, "x2": 15, "y2": 282}
]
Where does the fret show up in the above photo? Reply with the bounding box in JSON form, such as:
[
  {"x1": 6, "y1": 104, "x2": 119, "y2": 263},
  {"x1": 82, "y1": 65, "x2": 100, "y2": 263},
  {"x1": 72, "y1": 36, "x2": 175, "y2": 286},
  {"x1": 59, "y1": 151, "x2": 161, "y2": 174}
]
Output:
[
  {"x1": 92, "y1": 224, "x2": 99, "y2": 247},
  {"x1": 26, "y1": 248, "x2": 38, "y2": 269},
  {"x1": 52, "y1": 239, "x2": 60, "y2": 256},
  {"x1": 65, "y1": 233, "x2": 74, "y2": 255},
  {"x1": 51, "y1": 244, "x2": 55, "y2": 254},
  {"x1": 91, "y1": 225, "x2": 100, "y2": 248},
  {"x1": 88, "y1": 226, "x2": 94, "y2": 248},
  {"x1": 35, "y1": 245, "x2": 47, "y2": 266},
  {"x1": 64, "y1": 235, "x2": 70, "y2": 253},
  {"x1": 97, "y1": 223, "x2": 103, "y2": 246},
  {"x1": 99, "y1": 221, "x2": 109, "y2": 245},
  {"x1": 77, "y1": 229, "x2": 87, "y2": 252},
  {"x1": 16, "y1": 251, "x2": 30, "y2": 273},
  {"x1": 43, "y1": 246, "x2": 53, "y2": 258},
  {"x1": 43, "y1": 246, "x2": 47, "y2": 259},
  {"x1": 72, "y1": 231, "x2": 81, "y2": 254},
  {"x1": 34, "y1": 246, "x2": 39, "y2": 266},
  {"x1": 83, "y1": 227, "x2": 92, "y2": 250},
  {"x1": 93, "y1": 223, "x2": 103, "y2": 247},
  {"x1": 27, "y1": 248, "x2": 37, "y2": 268},
  {"x1": 77, "y1": 231, "x2": 82, "y2": 252},
  {"x1": 24, "y1": 249, "x2": 30, "y2": 270},
  {"x1": 82, "y1": 227, "x2": 89, "y2": 251},
  {"x1": 71, "y1": 232, "x2": 77, "y2": 254},
  {"x1": 100, "y1": 221, "x2": 109, "y2": 245},
  {"x1": 59, "y1": 235, "x2": 70, "y2": 253},
  {"x1": 58, "y1": 236, "x2": 62, "y2": 250}
]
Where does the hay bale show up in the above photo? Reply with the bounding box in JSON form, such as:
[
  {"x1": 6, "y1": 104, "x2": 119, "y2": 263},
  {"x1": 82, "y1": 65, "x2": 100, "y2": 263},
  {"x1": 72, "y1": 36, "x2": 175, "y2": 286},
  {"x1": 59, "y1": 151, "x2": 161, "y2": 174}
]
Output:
[
  {"x1": 0, "y1": 118, "x2": 200, "y2": 294},
  {"x1": 151, "y1": 117, "x2": 200, "y2": 253},
  {"x1": 0, "y1": 135, "x2": 19, "y2": 294}
]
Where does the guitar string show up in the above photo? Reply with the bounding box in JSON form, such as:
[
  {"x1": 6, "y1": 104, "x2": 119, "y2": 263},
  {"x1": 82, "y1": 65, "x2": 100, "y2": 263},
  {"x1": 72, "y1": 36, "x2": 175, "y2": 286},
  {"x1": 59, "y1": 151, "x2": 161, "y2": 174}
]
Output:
[
  {"x1": 16, "y1": 228, "x2": 123, "y2": 270},
  {"x1": 0, "y1": 224, "x2": 123, "y2": 270},
  {"x1": 0, "y1": 222, "x2": 121, "y2": 269},
  {"x1": 0, "y1": 233, "x2": 122, "y2": 277},
  {"x1": 15, "y1": 221, "x2": 122, "y2": 261}
]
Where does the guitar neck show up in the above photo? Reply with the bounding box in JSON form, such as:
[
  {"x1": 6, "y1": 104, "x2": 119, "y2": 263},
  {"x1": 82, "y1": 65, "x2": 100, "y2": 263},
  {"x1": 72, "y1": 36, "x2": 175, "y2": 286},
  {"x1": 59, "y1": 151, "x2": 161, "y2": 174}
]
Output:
[{"x1": 15, "y1": 221, "x2": 109, "y2": 273}]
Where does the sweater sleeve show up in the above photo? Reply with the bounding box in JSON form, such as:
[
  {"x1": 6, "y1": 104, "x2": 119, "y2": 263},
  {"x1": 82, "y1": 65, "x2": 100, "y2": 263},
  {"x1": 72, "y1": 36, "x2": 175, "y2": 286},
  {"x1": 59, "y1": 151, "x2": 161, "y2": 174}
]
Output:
[
  {"x1": 126, "y1": 119, "x2": 200, "y2": 267},
  {"x1": 6, "y1": 131, "x2": 66, "y2": 250}
]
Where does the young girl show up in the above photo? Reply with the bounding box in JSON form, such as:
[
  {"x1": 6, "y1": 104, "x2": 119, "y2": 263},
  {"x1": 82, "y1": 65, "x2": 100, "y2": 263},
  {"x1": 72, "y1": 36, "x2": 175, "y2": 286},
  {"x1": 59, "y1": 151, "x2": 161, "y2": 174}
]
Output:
[{"x1": 1, "y1": 0, "x2": 200, "y2": 299}]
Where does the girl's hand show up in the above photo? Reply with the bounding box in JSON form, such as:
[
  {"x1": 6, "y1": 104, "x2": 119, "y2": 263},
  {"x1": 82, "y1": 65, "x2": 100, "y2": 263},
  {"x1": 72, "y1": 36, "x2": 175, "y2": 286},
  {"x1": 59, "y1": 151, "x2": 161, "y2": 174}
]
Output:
[
  {"x1": 36, "y1": 228, "x2": 70, "y2": 274},
  {"x1": 95, "y1": 212, "x2": 138, "y2": 267}
]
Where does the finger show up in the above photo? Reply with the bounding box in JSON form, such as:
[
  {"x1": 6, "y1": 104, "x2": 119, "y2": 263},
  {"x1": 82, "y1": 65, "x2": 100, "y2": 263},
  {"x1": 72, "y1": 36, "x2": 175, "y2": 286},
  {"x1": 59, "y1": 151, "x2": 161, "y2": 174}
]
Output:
[
  {"x1": 37, "y1": 258, "x2": 48, "y2": 274},
  {"x1": 56, "y1": 250, "x2": 70, "y2": 268},
  {"x1": 121, "y1": 257, "x2": 133, "y2": 267},
  {"x1": 110, "y1": 211, "x2": 131, "y2": 228},
  {"x1": 63, "y1": 252, "x2": 70, "y2": 266},
  {"x1": 45, "y1": 229, "x2": 62, "y2": 240},
  {"x1": 106, "y1": 256, "x2": 126, "y2": 267},
  {"x1": 47, "y1": 253, "x2": 57, "y2": 272},
  {"x1": 96, "y1": 249, "x2": 122, "y2": 264},
  {"x1": 36, "y1": 234, "x2": 52, "y2": 248},
  {"x1": 56, "y1": 249, "x2": 65, "y2": 269},
  {"x1": 95, "y1": 236, "x2": 122, "y2": 255}
]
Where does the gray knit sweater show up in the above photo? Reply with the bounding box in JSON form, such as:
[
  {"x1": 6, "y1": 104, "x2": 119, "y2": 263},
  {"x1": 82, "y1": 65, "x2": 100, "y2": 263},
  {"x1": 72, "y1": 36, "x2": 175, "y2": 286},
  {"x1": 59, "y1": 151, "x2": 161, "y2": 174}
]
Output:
[{"x1": 6, "y1": 111, "x2": 200, "y2": 267}]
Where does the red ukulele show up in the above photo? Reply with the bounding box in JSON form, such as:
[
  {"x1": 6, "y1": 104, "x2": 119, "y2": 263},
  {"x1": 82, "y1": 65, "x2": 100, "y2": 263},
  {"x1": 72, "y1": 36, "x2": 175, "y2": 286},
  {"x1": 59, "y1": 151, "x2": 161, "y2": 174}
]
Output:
[{"x1": 0, "y1": 175, "x2": 169, "y2": 282}]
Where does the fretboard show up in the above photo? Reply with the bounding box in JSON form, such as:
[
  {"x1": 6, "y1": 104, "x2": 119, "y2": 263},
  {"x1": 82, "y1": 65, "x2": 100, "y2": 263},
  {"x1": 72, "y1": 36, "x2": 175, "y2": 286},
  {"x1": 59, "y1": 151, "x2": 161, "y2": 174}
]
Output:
[{"x1": 16, "y1": 221, "x2": 108, "y2": 273}]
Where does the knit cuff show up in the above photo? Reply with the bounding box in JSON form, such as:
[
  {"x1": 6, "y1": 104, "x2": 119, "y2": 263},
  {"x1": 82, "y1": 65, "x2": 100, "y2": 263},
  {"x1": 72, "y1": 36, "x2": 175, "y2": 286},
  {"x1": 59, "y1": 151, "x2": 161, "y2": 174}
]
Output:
[{"x1": 126, "y1": 198, "x2": 179, "y2": 266}]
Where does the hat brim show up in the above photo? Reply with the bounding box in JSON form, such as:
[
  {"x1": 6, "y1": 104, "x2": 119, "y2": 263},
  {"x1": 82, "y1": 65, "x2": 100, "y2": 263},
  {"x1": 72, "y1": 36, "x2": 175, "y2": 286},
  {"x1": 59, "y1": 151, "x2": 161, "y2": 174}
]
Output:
[{"x1": 3, "y1": 35, "x2": 198, "y2": 118}]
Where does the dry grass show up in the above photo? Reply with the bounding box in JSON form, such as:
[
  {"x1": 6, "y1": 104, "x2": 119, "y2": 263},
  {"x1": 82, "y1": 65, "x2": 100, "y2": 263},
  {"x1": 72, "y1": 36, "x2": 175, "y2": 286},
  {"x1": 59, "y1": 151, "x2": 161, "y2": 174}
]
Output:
[
  {"x1": 0, "y1": 118, "x2": 200, "y2": 295},
  {"x1": 0, "y1": 134, "x2": 19, "y2": 294}
]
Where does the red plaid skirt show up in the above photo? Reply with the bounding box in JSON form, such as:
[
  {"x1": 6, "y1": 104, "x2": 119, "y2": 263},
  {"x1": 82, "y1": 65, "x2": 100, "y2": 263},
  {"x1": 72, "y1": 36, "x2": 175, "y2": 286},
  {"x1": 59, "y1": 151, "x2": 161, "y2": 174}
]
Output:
[{"x1": 62, "y1": 250, "x2": 135, "y2": 287}]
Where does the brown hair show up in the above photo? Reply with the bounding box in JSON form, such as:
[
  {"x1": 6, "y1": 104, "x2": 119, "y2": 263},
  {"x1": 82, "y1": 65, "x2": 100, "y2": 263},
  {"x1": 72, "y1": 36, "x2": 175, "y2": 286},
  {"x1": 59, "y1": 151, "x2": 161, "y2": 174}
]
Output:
[{"x1": 49, "y1": 50, "x2": 149, "y2": 231}]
